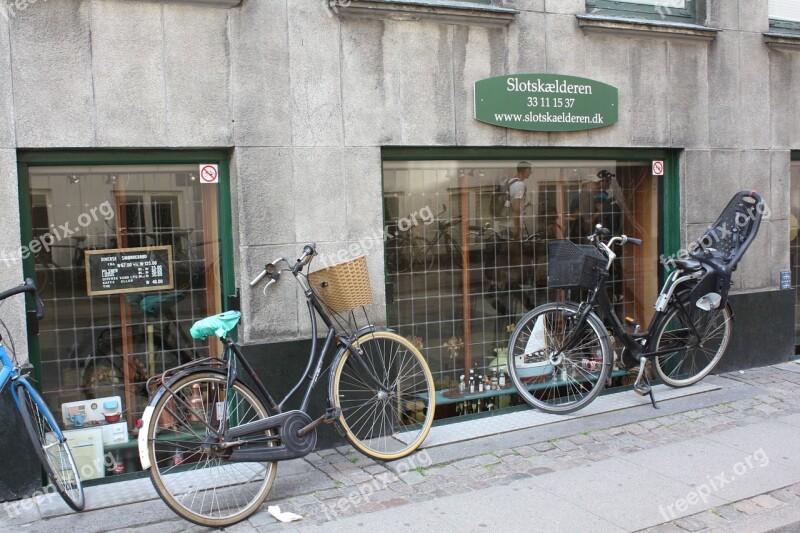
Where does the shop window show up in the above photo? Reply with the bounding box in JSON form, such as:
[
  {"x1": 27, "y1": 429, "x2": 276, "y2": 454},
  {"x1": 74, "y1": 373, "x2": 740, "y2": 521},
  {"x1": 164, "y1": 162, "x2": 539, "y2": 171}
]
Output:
[
  {"x1": 586, "y1": 0, "x2": 697, "y2": 23},
  {"x1": 21, "y1": 161, "x2": 229, "y2": 478},
  {"x1": 383, "y1": 158, "x2": 661, "y2": 417},
  {"x1": 790, "y1": 157, "x2": 800, "y2": 352},
  {"x1": 770, "y1": 0, "x2": 800, "y2": 32}
]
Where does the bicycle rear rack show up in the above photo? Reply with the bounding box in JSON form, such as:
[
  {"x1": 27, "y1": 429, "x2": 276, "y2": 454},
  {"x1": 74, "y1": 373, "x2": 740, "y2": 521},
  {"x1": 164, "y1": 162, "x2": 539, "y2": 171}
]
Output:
[{"x1": 145, "y1": 356, "x2": 226, "y2": 395}]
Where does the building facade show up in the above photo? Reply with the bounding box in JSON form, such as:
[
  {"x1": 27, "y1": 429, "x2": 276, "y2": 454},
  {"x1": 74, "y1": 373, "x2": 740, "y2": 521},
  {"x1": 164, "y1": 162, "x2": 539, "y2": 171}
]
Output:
[{"x1": 1, "y1": 0, "x2": 799, "y2": 497}]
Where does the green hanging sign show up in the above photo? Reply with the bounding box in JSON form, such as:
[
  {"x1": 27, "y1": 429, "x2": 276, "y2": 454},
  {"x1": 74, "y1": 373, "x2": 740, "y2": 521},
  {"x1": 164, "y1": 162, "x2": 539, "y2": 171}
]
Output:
[{"x1": 474, "y1": 74, "x2": 618, "y2": 132}]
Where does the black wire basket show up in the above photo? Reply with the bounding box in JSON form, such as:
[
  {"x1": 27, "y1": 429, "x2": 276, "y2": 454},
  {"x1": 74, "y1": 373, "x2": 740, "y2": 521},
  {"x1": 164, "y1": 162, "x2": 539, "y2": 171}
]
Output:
[{"x1": 547, "y1": 239, "x2": 606, "y2": 291}]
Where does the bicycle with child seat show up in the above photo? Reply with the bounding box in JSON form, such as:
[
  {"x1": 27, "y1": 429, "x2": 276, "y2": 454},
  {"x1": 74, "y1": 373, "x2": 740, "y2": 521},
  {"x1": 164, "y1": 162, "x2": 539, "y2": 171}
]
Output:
[
  {"x1": 507, "y1": 190, "x2": 763, "y2": 414},
  {"x1": 138, "y1": 244, "x2": 435, "y2": 527},
  {"x1": 0, "y1": 279, "x2": 84, "y2": 511}
]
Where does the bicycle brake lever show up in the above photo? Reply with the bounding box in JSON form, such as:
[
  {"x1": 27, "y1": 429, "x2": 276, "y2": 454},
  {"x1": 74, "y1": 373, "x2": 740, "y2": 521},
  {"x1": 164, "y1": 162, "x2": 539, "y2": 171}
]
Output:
[{"x1": 262, "y1": 277, "x2": 278, "y2": 296}]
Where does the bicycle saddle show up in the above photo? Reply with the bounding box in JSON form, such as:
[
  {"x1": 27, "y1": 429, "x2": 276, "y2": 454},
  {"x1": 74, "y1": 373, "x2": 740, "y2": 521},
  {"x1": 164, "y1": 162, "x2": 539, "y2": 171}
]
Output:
[
  {"x1": 190, "y1": 310, "x2": 241, "y2": 340},
  {"x1": 673, "y1": 258, "x2": 702, "y2": 272}
]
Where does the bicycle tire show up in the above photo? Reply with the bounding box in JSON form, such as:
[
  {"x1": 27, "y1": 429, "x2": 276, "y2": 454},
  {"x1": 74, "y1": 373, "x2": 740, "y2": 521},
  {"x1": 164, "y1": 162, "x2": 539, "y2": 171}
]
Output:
[
  {"x1": 508, "y1": 302, "x2": 612, "y2": 414},
  {"x1": 652, "y1": 303, "x2": 732, "y2": 387},
  {"x1": 145, "y1": 371, "x2": 276, "y2": 528},
  {"x1": 16, "y1": 382, "x2": 85, "y2": 511},
  {"x1": 331, "y1": 331, "x2": 435, "y2": 461}
]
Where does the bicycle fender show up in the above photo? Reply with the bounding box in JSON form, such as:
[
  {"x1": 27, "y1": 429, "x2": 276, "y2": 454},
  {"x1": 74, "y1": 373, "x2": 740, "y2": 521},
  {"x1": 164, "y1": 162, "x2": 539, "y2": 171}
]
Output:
[
  {"x1": 138, "y1": 366, "x2": 227, "y2": 470},
  {"x1": 138, "y1": 406, "x2": 154, "y2": 470}
]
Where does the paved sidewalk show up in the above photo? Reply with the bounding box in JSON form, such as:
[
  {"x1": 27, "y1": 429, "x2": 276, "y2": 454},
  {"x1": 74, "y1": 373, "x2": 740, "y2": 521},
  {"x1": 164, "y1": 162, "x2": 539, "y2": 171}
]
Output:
[{"x1": 3, "y1": 361, "x2": 800, "y2": 532}]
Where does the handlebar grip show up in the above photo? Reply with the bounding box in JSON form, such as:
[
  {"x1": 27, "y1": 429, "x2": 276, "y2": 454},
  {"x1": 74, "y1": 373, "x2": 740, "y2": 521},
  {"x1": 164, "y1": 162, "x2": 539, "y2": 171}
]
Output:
[
  {"x1": 249, "y1": 270, "x2": 268, "y2": 287},
  {"x1": 24, "y1": 278, "x2": 44, "y2": 320},
  {"x1": 626, "y1": 237, "x2": 643, "y2": 246}
]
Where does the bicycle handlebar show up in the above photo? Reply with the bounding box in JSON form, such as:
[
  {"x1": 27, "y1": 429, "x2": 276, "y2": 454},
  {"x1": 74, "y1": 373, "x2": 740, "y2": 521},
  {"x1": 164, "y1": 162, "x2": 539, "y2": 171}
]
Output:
[
  {"x1": 249, "y1": 244, "x2": 317, "y2": 288},
  {"x1": 0, "y1": 279, "x2": 44, "y2": 320}
]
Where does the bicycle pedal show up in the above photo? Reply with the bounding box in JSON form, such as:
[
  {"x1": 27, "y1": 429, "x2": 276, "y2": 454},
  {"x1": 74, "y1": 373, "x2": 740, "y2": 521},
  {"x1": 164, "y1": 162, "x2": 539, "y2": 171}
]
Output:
[
  {"x1": 324, "y1": 407, "x2": 342, "y2": 423},
  {"x1": 633, "y1": 383, "x2": 651, "y2": 396}
]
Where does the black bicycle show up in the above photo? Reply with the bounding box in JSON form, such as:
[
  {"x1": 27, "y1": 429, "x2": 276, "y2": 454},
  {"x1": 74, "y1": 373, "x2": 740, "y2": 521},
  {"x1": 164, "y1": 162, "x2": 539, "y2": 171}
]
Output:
[
  {"x1": 138, "y1": 244, "x2": 435, "y2": 527},
  {"x1": 507, "y1": 191, "x2": 763, "y2": 414}
]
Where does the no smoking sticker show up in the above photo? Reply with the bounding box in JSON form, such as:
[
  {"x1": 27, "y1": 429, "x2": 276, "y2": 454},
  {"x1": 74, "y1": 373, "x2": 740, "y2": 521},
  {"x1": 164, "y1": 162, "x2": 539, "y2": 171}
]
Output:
[
  {"x1": 652, "y1": 160, "x2": 664, "y2": 176},
  {"x1": 199, "y1": 164, "x2": 219, "y2": 184}
]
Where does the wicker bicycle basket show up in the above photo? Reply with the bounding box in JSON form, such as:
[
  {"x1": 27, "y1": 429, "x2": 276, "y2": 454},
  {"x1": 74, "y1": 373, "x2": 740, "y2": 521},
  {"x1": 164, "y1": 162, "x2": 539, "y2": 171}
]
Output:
[
  {"x1": 547, "y1": 239, "x2": 606, "y2": 291},
  {"x1": 307, "y1": 255, "x2": 373, "y2": 314}
]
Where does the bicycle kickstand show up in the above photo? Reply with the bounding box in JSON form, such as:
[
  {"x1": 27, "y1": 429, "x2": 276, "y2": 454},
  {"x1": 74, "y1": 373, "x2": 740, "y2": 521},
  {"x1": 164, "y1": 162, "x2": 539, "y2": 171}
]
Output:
[{"x1": 632, "y1": 357, "x2": 659, "y2": 409}]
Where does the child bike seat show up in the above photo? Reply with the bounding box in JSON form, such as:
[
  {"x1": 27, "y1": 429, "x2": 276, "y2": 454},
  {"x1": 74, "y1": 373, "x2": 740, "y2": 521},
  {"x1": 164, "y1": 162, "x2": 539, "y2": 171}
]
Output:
[{"x1": 190, "y1": 310, "x2": 241, "y2": 340}]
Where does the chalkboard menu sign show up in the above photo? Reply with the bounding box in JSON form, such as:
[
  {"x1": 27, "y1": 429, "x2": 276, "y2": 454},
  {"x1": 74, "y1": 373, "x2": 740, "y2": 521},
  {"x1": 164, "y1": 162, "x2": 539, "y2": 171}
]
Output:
[{"x1": 85, "y1": 246, "x2": 174, "y2": 296}]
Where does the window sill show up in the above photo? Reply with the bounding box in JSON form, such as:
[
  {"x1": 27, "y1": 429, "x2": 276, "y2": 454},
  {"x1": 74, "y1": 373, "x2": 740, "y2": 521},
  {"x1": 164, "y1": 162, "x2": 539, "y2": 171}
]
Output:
[
  {"x1": 160, "y1": 0, "x2": 241, "y2": 7},
  {"x1": 576, "y1": 14, "x2": 718, "y2": 42},
  {"x1": 328, "y1": 0, "x2": 518, "y2": 28},
  {"x1": 764, "y1": 32, "x2": 800, "y2": 51}
]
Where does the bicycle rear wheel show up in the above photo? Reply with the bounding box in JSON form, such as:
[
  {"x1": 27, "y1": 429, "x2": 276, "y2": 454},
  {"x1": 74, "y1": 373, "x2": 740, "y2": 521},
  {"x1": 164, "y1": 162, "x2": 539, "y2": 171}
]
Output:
[
  {"x1": 652, "y1": 304, "x2": 732, "y2": 387},
  {"x1": 16, "y1": 382, "x2": 85, "y2": 511},
  {"x1": 508, "y1": 302, "x2": 612, "y2": 414},
  {"x1": 331, "y1": 331, "x2": 435, "y2": 461},
  {"x1": 145, "y1": 372, "x2": 276, "y2": 528}
]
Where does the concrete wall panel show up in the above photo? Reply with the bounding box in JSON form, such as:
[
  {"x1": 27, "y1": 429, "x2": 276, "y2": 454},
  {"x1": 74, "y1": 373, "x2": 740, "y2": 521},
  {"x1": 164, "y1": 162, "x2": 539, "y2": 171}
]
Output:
[
  {"x1": 628, "y1": 39, "x2": 669, "y2": 146},
  {"x1": 382, "y1": 21, "x2": 455, "y2": 145},
  {"x1": 163, "y1": 5, "x2": 232, "y2": 147},
  {"x1": 668, "y1": 42, "x2": 710, "y2": 148},
  {"x1": 707, "y1": 31, "x2": 740, "y2": 149},
  {"x1": 0, "y1": 150, "x2": 26, "y2": 362},
  {"x1": 583, "y1": 33, "x2": 630, "y2": 147},
  {"x1": 545, "y1": 0, "x2": 583, "y2": 15},
  {"x1": 739, "y1": 150, "x2": 771, "y2": 200},
  {"x1": 11, "y1": 0, "x2": 95, "y2": 147},
  {"x1": 231, "y1": 0, "x2": 291, "y2": 147},
  {"x1": 0, "y1": 16, "x2": 14, "y2": 149},
  {"x1": 344, "y1": 147, "x2": 383, "y2": 241},
  {"x1": 739, "y1": 0, "x2": 769, "y2": 33},
  {"x1": 293, "y1": 148, "x2": 347, "y2": 243},
  {"x1": 288, "y1": 3, "x2": 343, "y2": 147},
  {"x1": 340, "y1": 19, "x2": 400, "y2": 146},
  {"x1": 234, "y1": 147, "x2": 295, "y2": 246},
  {"x1": 91, "y1": 1, "x2": 166, "y2": 146},
  {"x1": 768, "y1": 51, "x2": 794, "y2": 150},
  {"x1": 454, "y1": 25, "x2": 508, "y2": 146},
  {"x1": 707, "y1": 0, "x2": 739, "y2": 30},
  {"x1": 770, "y1": 151, "x2": 790, "y2": 221},
  {"x1": 684, "y1": 150, "x2": 711, "y2": 225},
  {"x1": 738, "y1": 33, "x2": 770, "y2": 150}
]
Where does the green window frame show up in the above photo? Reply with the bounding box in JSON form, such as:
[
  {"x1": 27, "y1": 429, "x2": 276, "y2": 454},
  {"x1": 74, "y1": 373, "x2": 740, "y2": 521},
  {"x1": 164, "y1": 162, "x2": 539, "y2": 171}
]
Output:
[
  {"x1": 16, "y1": 149, "x2": 237, "y2": 380},
  {"x1": 586, "y1": 0, "x2": 697, "y2": 24}
]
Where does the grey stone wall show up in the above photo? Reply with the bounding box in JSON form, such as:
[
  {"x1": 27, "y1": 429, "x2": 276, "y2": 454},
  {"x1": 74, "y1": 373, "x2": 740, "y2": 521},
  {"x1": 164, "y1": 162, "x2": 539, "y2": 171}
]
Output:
[{"x1": 1, "y1": 0, "x2": 798, "y2": 344}]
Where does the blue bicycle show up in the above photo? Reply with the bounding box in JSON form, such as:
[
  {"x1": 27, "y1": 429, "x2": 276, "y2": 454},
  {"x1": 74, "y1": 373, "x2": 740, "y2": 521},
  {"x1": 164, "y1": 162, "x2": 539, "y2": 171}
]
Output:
[{"x1": 0, "y1": 279, "x2": 84, "y2": 511}]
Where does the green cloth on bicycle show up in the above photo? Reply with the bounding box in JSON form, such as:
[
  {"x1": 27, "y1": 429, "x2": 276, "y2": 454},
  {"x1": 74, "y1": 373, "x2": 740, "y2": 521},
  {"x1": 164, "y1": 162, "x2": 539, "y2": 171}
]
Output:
[{"x1": 190, "y1": 311, "x2": 241, "y2": 340}]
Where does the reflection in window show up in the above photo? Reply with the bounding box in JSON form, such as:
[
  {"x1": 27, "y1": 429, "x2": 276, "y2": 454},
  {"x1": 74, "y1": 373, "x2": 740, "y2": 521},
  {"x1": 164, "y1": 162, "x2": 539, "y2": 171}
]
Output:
[
  {"x1": 383, "y1": 159, "x2": 660, "y2": 417},
  {"x1": 770, "y1": 0, "x2": 800, "y2": 31},
  {"x1": 586, "y1": 0, "x2": 696, "y2": 23}
]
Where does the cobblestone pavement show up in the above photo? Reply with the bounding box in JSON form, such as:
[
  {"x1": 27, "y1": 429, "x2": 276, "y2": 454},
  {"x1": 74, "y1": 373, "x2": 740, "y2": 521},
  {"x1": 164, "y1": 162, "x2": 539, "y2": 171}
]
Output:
[
  {"x1": 7, "y1": 363, "x2": 800, "y2": 532},
  {"x1": 236, "y1": 365, "x2": 800, "y2": 533}
]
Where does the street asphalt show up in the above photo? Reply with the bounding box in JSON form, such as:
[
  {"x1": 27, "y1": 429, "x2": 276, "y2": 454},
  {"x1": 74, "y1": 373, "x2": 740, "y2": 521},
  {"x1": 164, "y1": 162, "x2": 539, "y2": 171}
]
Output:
[{"x1": 4, "y1": 361, "x2": 800, "y2": 532}]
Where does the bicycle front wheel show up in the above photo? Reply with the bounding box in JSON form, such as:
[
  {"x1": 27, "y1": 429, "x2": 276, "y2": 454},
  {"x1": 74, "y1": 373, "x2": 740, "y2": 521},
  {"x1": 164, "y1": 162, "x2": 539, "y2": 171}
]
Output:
[
  {"x1": 652, "y1": 304, "x2": 732, "y2": 387},
  {"x1": 16, "y1": 382, "x2": 85, "y2": 511},
  {"x1": 145, "y1": 372, "x2": 276, "y2": 528},
  {"x1": 332, "y1": 331, "x2": 435, "y2": 461},
  {"x1": 508, "y1": 302, "x2": 612, "y2": 414}
]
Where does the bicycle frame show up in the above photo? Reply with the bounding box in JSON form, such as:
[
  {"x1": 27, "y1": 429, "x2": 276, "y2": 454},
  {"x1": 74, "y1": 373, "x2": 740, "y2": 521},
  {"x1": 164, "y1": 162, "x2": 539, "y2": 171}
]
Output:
[
  {"x1": 0, "y1": 343, "x2": 68, "y2": 443},
  {"x1": 560, "y1": 241, "x2": 708, "y2": 366},
  {"x1": 143, "y1": 263, "x2": 383, "y2": 464}
]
